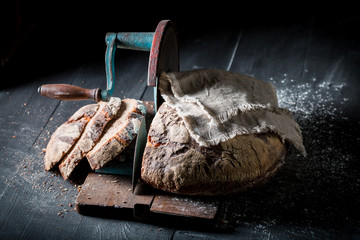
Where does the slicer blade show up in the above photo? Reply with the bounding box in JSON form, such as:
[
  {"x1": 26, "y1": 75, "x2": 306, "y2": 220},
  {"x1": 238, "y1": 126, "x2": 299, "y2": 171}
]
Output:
[{"x1": 132, "y1": 117, "x2": 147, "y2": 193}]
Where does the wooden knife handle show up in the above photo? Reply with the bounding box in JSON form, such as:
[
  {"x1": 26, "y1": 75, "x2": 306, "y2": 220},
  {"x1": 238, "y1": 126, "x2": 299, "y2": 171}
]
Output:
[{"x1": 38, "y1": 84, "x2": 102, "y2": 102}]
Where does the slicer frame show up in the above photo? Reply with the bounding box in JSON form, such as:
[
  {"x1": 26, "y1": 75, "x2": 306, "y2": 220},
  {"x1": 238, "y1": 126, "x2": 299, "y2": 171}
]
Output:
[
  {"x1": 96, "y1": 20, "x2": 179, "y2": 193},
  {"x1": 104, "y1": 20, "x2": 179, "y2": 111}
]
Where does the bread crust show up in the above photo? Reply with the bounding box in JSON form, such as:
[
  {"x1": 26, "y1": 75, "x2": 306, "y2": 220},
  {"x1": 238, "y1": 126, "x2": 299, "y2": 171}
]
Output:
[
  {"x1": 141, "y1": 103, "x2": 287, "y2": 196},
  {"x1": 44, "y1": 104, "x2": 98, "y2": 170},
  {"x1": 58, "y1": 98, "x2": 122, "y2": 180},
  {"x1": 86, "y1": 99, "x2": 146, "y2": 170}
]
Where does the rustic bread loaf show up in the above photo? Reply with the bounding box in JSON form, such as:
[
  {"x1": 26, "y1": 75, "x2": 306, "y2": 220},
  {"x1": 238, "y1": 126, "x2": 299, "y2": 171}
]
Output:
[
  {"x1": 44, "y1": 104, "x2": 99, "y2": 170},
  {"x1": 141, "y1": 103, "x2": 287, "y2": 196},
  {"x1": 58, "y1": 97, "x2": 122, "y2": 180},
  {"x1": 86, "y1": 99, "x2": 146, "y2": 170}
]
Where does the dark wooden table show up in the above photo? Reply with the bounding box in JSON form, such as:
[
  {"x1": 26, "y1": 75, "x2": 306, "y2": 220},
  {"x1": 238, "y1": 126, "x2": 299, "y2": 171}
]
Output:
[{"x1": 1, "y1": 6, "x2": 359, "y2": 239}]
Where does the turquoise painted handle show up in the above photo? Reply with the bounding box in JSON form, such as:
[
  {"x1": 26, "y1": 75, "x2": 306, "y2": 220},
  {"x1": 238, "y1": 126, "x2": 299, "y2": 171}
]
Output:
[
  {"x1": 103, "y1": 33, "x2": 117, "y2": 101},
  {"x1": 116, "y1": 32, "x2": 154, "y2": 51},
  {"x1": 103, "y1": 32, "x2": 154, "y2": 101}
]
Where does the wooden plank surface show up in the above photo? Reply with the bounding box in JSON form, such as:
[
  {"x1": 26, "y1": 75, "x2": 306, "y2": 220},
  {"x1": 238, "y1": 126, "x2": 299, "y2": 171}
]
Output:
[{"x1": 1, "y1": 9, "x2": 359, "y2": 240}]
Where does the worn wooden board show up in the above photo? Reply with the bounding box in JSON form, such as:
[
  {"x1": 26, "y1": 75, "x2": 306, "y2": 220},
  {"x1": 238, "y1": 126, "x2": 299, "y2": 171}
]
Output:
[
  {"x1": 150, "y1": 195, "x2": 218, "y2": 220},
  {"x1": 76, "y1": 173, "x2": 222, "y2": 228},
  {"x1": 76, "y1": 173, "x2": 154, "y2": 218}
]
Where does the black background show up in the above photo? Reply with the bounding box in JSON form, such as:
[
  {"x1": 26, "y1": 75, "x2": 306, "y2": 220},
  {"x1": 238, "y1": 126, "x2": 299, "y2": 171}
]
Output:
[{"x1": 2, "y1": 2, "x2": 359, "y2": 87}]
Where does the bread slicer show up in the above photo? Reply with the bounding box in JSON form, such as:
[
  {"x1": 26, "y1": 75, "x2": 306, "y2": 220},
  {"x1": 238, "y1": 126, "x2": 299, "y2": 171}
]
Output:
[
  {"x1": 38, "y1": 20, "x2": 223, "y2": 227},
  {"x1": 38, "y1": 20, "x2": 179, "y2": 192}
]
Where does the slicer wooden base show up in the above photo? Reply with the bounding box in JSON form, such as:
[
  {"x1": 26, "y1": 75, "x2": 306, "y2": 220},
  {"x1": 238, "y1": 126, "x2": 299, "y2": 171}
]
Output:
[{"x1": 76, "y1": 173, "x2": 222, "y2": 227}]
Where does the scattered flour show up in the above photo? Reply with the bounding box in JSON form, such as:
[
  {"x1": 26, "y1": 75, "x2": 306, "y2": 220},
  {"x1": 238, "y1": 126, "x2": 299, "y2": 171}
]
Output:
[{"x1": 225, "y1": 72, "x2": 359, "y2": 229}]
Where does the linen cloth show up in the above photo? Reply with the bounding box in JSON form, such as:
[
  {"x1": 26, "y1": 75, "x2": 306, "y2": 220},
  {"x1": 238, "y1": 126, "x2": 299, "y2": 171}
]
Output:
[{"x1": 159, "y1": 69, "x2": 306, "y2": 156}]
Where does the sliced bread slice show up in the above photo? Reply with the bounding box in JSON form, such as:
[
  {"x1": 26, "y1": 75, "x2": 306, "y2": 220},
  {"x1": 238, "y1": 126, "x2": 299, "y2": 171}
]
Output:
[
  {"x1": 44, "y1": 104, "x2": 99, "y2": 170},
  {"x1": 58, "y1": 97, "x2": 122, "y2": 180},
  {"x1": 86, "y1": 99, "x2": 146, "y2": 170}
]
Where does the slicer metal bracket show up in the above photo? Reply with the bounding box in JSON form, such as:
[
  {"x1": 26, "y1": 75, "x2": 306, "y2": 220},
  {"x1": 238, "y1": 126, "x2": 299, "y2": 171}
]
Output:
[{"x1": 104, "y1": 20, "x2": 179, "y2": 111}]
